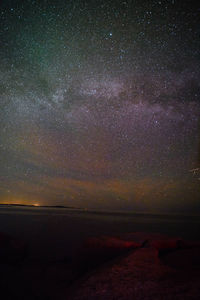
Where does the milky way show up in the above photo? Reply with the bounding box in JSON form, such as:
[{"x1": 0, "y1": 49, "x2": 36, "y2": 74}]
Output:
[{"x1": 0, "y1": 0, "x2": 200, "y2": 212}]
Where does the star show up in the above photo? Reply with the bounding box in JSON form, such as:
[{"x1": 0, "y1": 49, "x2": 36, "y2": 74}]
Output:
[{"x1": 0, "y1": 0, "x2": 199, "y2": 212}]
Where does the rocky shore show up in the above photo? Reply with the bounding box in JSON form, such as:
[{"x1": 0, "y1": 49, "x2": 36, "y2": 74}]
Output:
[
  {"x1": 68, "y1": 233, "x2": 200, "y2": 300},
  {"x1": 1, "y1": 231, "x2": 200, "y2": 299}
]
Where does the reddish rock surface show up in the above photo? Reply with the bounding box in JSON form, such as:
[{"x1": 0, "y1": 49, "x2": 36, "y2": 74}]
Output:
[{"x1": 67, "y1": 233, "x2": 200, "y2": 300}]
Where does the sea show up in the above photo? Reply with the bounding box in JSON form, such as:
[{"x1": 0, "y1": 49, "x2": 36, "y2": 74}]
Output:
[{"x1": 0, "y1": 205, "x2": 200, "y2": 261}]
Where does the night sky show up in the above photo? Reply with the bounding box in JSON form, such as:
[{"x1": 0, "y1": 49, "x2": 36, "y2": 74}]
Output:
[{"x1": 0, "y1": 0, "x2": 200, "y2": 213}]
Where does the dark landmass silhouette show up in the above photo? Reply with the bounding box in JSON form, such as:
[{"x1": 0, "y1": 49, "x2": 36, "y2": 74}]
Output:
[{"x1": 0, "y1": 203, "x2": 80, "y2": 209}]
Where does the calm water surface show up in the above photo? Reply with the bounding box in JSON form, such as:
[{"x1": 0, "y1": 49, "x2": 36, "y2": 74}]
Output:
[{"x1": 0, "y1": 206, "x2": 200, "y2": 260}]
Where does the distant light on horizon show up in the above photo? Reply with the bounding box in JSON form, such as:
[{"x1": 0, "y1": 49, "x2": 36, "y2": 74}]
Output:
[{"x1": 0, "y1": 0, "x2": 199, "y2": 213}]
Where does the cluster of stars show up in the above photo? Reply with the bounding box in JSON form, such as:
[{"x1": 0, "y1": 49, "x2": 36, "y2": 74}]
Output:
[{"x1": 0, "y1": 0, "x2": 199, "y2": 211}]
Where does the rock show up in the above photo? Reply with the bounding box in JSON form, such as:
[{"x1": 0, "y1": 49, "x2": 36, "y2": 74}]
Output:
[
  {"x1": 161, "y1": 248, "x2": 200, "y2": 270},
  {"x1": 0, "y1": 231, "x2": 28, "y2": 264},
  {"x1": 67, "y1": 233, "x2": 200, "y2": 300},
  {"x1": 76, "y1": 236, "x2": 141, "y2": 271},
  {"x1": 85, "y1": 235, "x2": 141, "y2": 251}
]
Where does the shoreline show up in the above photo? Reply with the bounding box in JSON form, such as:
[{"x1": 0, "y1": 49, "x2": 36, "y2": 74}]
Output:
[{"x1": 1, "y1": 204, "x2": 200, "y2": 220}]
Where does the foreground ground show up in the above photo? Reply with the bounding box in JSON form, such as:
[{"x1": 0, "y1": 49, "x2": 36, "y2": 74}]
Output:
[
  {"x1": 67, "y1": 233, "x2": 200, "y2": 300},
  {"x1": 1, "y1": 231, "x2": 200, "y2": 299}
]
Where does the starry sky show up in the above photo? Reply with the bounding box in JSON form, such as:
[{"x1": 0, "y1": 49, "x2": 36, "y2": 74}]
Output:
[{"x1": 0, "y1": 0, "x2": 200, "y2": 213}]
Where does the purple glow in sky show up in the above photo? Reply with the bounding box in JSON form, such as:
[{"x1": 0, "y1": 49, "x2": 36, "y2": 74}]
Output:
[{"x1": 0, "y1": 0, "x2": 199, "y2": 212}]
